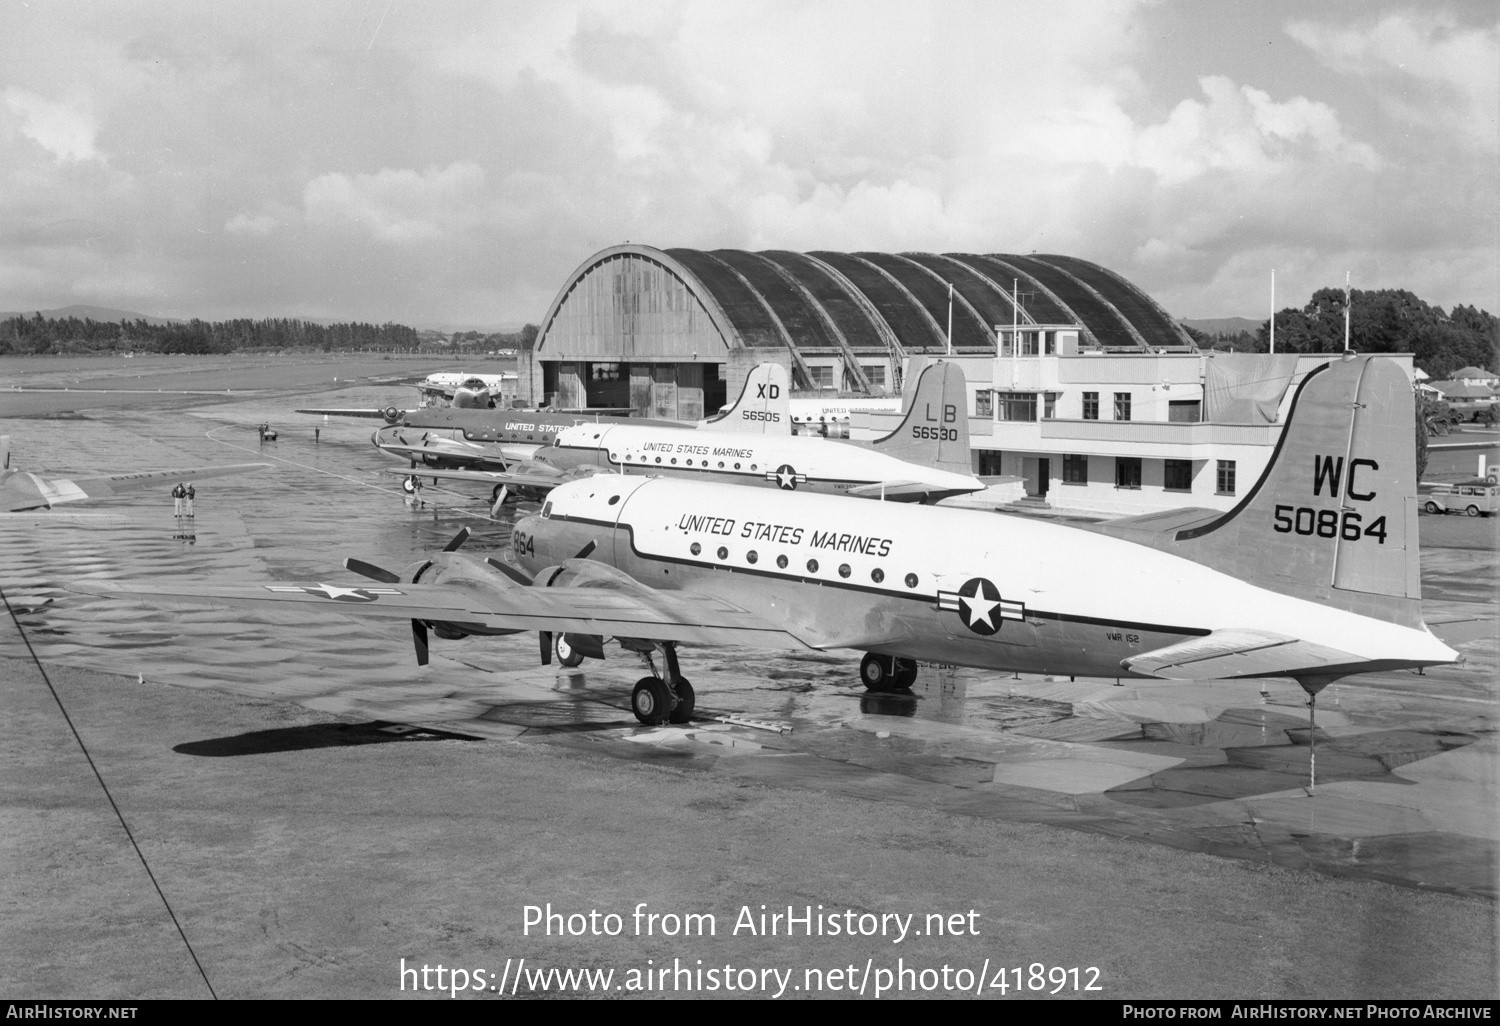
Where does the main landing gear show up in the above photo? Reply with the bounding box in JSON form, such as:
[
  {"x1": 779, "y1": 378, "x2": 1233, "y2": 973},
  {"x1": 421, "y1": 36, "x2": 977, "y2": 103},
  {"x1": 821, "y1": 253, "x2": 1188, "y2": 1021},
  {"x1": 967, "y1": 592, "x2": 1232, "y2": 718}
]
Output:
[
  {"x1": 860, "y1": 653, "x2": 918, "y2": 692},
  {"x1": 631, "y1": 642, "x2": 695, "y2": 726}
]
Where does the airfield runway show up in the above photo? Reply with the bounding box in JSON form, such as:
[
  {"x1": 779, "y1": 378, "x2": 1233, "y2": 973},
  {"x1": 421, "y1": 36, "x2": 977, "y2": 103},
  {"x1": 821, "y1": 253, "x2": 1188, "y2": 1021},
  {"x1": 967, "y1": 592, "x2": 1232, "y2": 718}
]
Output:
[{"x1": 2, "y1": 356, "x2": 1496, "y2": 999}]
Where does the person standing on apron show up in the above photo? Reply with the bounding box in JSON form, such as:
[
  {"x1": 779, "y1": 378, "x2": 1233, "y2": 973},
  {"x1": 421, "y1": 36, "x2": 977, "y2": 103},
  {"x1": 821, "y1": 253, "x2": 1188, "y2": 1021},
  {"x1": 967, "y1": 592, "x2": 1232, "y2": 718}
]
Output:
[
  {"x1": 185, "y1": 482, "x2": 195, "y2": 518},
  {"x1": 172, "y1": 481, "x2": 185, "y2": 519}
]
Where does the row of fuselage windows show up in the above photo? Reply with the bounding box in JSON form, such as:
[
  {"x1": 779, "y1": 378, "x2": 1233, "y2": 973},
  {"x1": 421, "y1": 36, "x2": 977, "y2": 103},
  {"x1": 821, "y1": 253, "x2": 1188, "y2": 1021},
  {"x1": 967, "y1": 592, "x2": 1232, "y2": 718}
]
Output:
[
  {"x1": 616, "y1": 453, "x2": 761, "y2": 471},
  {"x1": 685, "y1": 541, "x2": 918, "y2": 588},
  {"x1": 1058, "y1": 455, "x2": 1235, "y2": 493}
]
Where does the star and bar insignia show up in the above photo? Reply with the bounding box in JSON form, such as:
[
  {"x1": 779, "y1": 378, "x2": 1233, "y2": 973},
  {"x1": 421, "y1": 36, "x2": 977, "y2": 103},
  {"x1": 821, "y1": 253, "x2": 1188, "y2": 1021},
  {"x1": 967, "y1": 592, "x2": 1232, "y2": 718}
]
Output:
[
  {"x1": 937, "y1": 577, "x2": 1025, "y2": 635},
  {"x1": 766, "y1": 464, "x2": 808, "y2": 490},
  {"x1": 264, "y1": 584, "x2": 404, "y2": 602}
]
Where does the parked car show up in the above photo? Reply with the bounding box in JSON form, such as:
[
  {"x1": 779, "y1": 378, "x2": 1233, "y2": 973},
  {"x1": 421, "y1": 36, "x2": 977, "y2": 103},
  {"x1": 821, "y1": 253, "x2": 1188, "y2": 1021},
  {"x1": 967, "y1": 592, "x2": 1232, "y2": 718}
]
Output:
[{"x1": 1423, "y1": 483, "x2": 1499, "y2": 517}]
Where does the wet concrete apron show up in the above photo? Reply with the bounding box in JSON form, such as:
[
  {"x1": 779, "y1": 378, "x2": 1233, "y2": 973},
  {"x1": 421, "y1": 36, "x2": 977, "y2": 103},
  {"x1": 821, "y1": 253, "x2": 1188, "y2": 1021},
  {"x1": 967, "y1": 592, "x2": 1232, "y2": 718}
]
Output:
[{"x1": 2, "y1": 387, "x2": 1495, "y2": 900}]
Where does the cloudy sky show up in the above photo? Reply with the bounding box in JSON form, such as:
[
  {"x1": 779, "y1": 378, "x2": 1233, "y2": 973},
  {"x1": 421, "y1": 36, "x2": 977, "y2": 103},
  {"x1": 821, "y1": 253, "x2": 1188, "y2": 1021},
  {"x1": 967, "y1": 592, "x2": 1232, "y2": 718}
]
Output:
[{"x1": 1, "y1": 0, "x2": 1495, "y2": 328}]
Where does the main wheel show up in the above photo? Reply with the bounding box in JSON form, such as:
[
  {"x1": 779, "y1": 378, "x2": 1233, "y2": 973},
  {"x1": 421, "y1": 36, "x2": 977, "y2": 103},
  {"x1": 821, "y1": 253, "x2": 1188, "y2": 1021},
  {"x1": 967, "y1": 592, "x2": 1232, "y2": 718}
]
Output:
[
  {"x1": 668, "y1": 678, "x2": 695, "y2": 724},
  {"x1": 860, "y1": 653, "x2": 893, "y2": 691},
  {"x1": 632, "y1": 677, "x2": 672, "y2": 725},
  {"x1": 1424, "y1": 500, "x2": 1442, "y2": 514},
  {"x1": 1467, "y1": 505, "x2": 1481, "y2": 517},
  {"x1": 556, "y1": 634, "x2": 586, "y2": 667},
  {"x1": 892, "y1": 658, "x2": 919, "y2": 689},
  {"x1": 401, "y1": 475, "x2": 416, "y2": 494}
]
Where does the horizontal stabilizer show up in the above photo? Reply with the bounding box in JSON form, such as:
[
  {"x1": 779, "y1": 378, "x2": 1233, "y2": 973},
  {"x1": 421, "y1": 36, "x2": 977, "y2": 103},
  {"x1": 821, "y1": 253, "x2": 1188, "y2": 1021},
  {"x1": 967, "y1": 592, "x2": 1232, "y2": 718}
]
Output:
[
  {"x1": 1122, "y1": 629, "x2": 1364, "y2": 680},
  {"x1": 1425, "y1": 615, "x2": 1498, "y2": 646},
  {"x1": 845, "y1": 479, "x2": 974, "y2": 503},
  {"x1": 1087, "y1": 506, "x2": 1225, "y2": 546}
]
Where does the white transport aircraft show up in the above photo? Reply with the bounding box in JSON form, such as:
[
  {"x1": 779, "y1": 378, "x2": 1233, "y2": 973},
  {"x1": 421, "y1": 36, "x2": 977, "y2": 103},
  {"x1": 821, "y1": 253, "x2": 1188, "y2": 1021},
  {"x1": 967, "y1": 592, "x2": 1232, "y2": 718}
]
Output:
[
  {"x1": 75, "y1": 354, "x2": 1459, "y2": 730},
  {"x1": 376, "y1": 363, "x2": 796, "y2": 508},
  {"x1": 424, "y1": 360, "x2": 983, "y2": 504}
]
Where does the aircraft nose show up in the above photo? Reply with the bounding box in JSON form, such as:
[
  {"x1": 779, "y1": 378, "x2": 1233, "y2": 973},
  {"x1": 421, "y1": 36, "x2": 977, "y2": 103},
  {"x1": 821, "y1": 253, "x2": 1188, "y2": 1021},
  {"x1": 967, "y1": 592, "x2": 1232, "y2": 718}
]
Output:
[{"x1": 513, "y1": 512, "x2": 545, "y2": 570}]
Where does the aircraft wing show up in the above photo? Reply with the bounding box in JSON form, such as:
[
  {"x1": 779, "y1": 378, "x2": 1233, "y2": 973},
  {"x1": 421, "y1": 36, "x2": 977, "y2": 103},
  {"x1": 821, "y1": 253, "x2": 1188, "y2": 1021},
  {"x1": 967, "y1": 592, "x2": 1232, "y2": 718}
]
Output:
[
  {"x1": 376, "y1": 438, "x2": 519, "y2": 469},
  {"x1": 380, "y1": 465, "x2": 569, "y2": 489},
  {"x1": 1121, "y1": 629, "x2": 1368, "y2": 680},
  {"x1": 845, "y1": 480, "x2": 982, "y2": 503},
  {"x1": 2, "y1": 463, "x2": 271, "y2": 512},
  {"x1": 69, "y1": 572, "x2": 809, "y2": 650},
  {"x1": 294, "y1": 407, "x2": 407, "y2": 420}
]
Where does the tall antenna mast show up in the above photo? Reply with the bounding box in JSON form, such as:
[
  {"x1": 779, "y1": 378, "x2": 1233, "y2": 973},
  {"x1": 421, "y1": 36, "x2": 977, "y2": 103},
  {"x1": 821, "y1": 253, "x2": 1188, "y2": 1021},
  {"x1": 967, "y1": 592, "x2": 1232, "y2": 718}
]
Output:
[
  {"x1": 1269, "y1": 269, "x2": 1276, "y2": 354},
  {"x1": 1343, "y1": 271, "x2": 1351, "y2": 353},
  {"x1": 946, "y1": 282, "x2": 953, "y2": 355}
]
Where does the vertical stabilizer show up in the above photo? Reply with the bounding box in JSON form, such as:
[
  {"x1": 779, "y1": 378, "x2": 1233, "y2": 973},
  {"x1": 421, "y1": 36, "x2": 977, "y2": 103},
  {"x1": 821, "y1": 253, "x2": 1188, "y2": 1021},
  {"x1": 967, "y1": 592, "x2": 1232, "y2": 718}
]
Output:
[
  {"x1": 866, "y1": 361, "x2": 972, "y2": 475},
  {"x1": 1, "y1": 436, "x2": 10, "y2": 472},
  {"x1": 1172, "y1": 355, "x2": 1423, "y2": 627},
  {"x1": 701, "y1": 364, "x2": 791, "y2": 434}
]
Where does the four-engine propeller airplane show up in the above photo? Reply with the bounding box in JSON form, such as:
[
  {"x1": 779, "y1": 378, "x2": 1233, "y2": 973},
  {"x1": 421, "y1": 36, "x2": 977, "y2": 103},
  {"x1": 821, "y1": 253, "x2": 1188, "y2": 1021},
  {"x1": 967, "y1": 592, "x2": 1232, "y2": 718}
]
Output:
[
  {"x1": 74, "y1": 355, "x2": 1459, "y2": 731},
  {"x1": 403, "y1": 361, "x2": 984, "y2": 506}
]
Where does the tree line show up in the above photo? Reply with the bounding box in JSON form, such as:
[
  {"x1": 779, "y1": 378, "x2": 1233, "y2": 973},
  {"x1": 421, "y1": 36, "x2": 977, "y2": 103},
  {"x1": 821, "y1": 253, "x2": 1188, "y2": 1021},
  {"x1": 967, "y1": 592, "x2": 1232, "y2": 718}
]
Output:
[
  {"x1": 0, "y1": 314, "x2": 429, "y2": 355},
  {"x1": 1181, "y1": 288, "x2": 1496, "y2": 380},
  {"x1": 0, "y1": 315, "x2": 546, "y2": 356}
]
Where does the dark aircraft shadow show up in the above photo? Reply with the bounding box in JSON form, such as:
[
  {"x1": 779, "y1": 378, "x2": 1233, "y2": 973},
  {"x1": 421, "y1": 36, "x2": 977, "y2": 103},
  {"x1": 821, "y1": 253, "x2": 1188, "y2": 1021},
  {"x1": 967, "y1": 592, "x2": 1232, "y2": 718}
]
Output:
[
  {"x1": 1103, "y1": 711, "x2": 1480, "y2": 808},
  {"x1": 173, "y1": 720, "x2": 482, "y2": 757}
]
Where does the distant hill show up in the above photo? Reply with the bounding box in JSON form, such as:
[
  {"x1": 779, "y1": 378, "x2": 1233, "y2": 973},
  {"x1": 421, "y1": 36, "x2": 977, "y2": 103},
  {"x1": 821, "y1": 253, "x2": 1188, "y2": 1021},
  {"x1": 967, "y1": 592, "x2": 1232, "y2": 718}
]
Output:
[
  {"x1": 1181, "y1": 317, "x2": 1261, "y2": 336},
  {"x1": 0, "y1": 304, "x2": 181, "y2": 326}
]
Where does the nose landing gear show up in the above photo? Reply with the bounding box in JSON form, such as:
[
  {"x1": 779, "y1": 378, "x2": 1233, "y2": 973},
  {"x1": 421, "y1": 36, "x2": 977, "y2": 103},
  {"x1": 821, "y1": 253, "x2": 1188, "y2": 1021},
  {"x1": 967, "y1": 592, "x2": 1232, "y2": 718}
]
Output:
[{"x1": 860, "y1": 653, "x2": 918, "y2": 692}]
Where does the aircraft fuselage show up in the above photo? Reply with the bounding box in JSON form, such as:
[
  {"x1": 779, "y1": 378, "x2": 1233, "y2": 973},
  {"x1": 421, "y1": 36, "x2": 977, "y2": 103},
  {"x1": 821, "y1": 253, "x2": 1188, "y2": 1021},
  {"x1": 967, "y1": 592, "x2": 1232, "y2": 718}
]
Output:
[
  {"x1": 513, "y1": 476, "x2": 1454, "y2": 680},
  {"x1": 534, "y1": 424, "x2": 980, "y2": 500}
]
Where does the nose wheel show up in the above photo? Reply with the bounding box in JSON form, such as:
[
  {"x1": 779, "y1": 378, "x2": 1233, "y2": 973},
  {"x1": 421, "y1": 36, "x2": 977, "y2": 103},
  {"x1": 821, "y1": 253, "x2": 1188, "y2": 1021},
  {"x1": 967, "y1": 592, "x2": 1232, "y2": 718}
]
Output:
[{"x1": 860, "y1": 652, "x2": 918, "y2": 692}]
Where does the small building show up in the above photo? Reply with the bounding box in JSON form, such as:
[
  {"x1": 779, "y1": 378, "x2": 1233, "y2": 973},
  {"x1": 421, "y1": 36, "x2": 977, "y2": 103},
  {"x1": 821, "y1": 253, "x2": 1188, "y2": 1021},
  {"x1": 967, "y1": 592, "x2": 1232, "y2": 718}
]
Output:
[{"x1": 851, "y1": 349, "x2": 1415, "y2": 517}]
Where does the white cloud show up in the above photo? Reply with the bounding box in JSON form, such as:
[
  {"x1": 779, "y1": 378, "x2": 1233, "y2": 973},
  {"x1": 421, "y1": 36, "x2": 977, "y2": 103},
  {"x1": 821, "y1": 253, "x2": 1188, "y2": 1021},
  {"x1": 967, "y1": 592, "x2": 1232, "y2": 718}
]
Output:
[
  {"x1": 302, "y1": 162, "x2": 488, "y2": 243},
  {"x1": 1287, "y1": 12, "x2": 1500, "y2": 152},
  {"x1": 3, "y1": 87, "x2": 98, "y2": 161},
  {"x1": 1131, "y1": 76, "x2": 1379, "y2": 185}
]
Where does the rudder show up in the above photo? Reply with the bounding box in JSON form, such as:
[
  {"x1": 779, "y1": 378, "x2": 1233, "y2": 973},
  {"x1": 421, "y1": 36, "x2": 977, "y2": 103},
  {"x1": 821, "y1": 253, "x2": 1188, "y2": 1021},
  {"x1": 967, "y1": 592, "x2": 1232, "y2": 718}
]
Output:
[
  {"x1": 701, "y1": 364, "x2": 791, "y2": 435},
  {"x1": 867, "y1": 361, "x2": 971, "y2": 475},
  {"x1": 1172, "y1": 354, "x2": 1422, "y2": 627}
]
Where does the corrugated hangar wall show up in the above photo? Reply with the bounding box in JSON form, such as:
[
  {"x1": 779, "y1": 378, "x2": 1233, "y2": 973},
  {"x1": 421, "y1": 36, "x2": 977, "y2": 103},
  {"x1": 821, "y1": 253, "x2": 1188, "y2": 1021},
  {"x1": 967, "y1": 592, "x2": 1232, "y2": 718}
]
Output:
[{"x1": 520, "y1": 244, "x2": 1193, "y2": 419}]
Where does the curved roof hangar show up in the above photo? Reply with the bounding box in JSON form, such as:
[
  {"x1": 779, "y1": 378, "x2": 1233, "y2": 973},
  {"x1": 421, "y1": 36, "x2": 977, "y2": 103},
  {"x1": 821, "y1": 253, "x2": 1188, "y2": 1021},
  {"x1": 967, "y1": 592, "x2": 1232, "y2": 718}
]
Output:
[{"x1": 533, "y1": 245, "x2": 1194, "y2": 373}]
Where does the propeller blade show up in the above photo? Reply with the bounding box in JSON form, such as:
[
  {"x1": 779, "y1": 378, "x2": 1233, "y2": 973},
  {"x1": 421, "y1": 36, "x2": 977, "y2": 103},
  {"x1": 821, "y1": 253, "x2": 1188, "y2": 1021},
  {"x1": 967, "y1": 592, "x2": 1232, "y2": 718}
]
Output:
[
  {"x1": 573, "y1": 540, "x2": 596, "y2": 560},
  {"x1": 344, "y1": 557, "x2": 400, "y2": 584},
  {"x1": 490, "y1": 485, "x2": 509, "y2": 516},
  {"x1": 443, "y1": 526, "x2": 471, "y2": 552},
  {"x1": 411, "y1": 619, "x2": 429, "y2": 666},
  {"x1": 539, "y1": 630, "x2": 552, "y2": 666},
  {"x1": 485, "y1": 556, "x2": 533, "y2": 586}
]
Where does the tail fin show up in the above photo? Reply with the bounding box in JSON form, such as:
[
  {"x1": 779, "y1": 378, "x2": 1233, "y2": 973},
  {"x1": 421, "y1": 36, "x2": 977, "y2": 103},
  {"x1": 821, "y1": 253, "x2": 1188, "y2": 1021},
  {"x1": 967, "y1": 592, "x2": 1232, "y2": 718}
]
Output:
[
  {"x1": 1172, "y1": 354, "x2": 1422, "y2": 627},
  {"x1": 866, "y1": 361, "x2": 972, "y2": 475},
  {"x1": 1, "y1": 436, "x2": 10, "y2": 472},
  {"x1": 701, "y1": 363, "x2": 791, "y2": 434}
]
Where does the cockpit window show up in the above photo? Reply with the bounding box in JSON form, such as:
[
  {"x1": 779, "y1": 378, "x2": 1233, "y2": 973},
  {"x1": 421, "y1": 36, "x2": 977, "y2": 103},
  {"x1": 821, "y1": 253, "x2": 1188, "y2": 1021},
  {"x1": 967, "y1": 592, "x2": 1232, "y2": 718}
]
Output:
[{"x1": 541, "y1": 501, "x2": 553, "y2": 519}]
